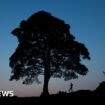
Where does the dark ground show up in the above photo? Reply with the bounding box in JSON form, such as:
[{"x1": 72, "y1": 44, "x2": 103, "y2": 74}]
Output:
[{"x1": 0, "y1": 81, "x2": 105, "y2": 104}]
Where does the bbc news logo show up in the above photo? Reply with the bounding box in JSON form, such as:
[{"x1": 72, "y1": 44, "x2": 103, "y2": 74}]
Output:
[{"x1": 0, "y1": 91, "x2": 14, "y2": 97}]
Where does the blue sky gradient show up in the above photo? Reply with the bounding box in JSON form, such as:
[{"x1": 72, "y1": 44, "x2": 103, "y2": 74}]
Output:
[{"x1": 0, "y1": 0, "x2": 105, "y2": 97}]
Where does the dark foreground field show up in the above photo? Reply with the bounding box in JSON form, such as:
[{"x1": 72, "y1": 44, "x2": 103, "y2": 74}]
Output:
[{"x1": 0, "y1": 81, "x2": 105, "y2": 104}]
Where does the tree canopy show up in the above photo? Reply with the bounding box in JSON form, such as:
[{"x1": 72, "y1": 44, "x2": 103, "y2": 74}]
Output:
[{"x1": 9, "y1": 11, "x2": 90, "y2": 95}]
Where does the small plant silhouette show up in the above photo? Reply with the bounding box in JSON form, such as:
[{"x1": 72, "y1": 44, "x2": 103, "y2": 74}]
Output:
[{"x1": 9, "y1": 11, "x2": 90, "y2": 96}]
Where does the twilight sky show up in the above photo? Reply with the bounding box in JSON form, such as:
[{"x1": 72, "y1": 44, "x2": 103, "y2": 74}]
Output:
[{"x1": 0, "y1": 0, "x2": 105, "y2": 97}]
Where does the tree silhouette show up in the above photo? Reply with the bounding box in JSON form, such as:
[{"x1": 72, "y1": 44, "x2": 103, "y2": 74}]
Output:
[
  {"x1": 9, "y1": 11, "x2": 90, "y2": 96},
  {"x1": 103, "y1": 71, "x2": 105, "y2": 75}
]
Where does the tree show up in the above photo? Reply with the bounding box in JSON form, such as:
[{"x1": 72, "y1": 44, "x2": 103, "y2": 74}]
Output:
[
  {"x1": 9, "y1": 11, "x2": 90, "y2": 96},
  {"x1": 103, "y1": 71, "x2": 105, "y2": 75}
]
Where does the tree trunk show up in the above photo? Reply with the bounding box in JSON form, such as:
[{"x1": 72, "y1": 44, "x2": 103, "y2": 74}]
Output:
[
  {"x1": 42, "y1": 74, "x2": 50, "y2": 96},
  {"x1": 41, "y1": 66, "x2": 50, "y2": 96},
  {"x1": 41, "y1": 48, "x2": 51, "y2": 96}
]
